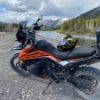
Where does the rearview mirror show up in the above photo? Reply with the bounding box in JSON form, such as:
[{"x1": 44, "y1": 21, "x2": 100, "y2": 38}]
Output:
[{"x1": 38, "y1": 14, "x2": 43, "y2": 20}]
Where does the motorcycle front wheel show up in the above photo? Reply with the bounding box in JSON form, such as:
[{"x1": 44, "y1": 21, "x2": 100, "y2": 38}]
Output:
[{"x1": 10, "y1": 53, "x2": 30, "y2": 76}]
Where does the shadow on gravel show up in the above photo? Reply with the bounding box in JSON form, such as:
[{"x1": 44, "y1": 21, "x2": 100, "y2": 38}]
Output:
[
  {"x1": 20, "y1": 71, "x2": 100, "y2": 100},
  {"x1": 22, "y1": 75, "x2": 86, "y2": 100}
]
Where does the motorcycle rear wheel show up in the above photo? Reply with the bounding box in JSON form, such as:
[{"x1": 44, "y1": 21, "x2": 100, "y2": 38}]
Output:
[{"x1": 73, "y1": 66, "x2": 99, "y2": 95}]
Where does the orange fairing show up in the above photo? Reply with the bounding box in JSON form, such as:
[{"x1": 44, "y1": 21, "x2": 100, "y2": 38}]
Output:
[{"x1": 18, "y1": 46, "x2": 60, "y2": 62}]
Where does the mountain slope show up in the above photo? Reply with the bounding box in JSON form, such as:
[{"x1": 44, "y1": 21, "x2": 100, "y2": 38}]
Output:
[
  {"x1": 41, "y1": 18, "x2": 68, "y2": 30},
  {"x1": 78, "y1": 6, "x2": 100, "y2": 19},
  {"x1": 60, "y1": 6, "x2": 100, "y2": 34}
]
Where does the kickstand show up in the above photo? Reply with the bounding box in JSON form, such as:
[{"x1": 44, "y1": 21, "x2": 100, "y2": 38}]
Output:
[{"x1": 42, "y1": 80, "x2": 53, "y2": 95}]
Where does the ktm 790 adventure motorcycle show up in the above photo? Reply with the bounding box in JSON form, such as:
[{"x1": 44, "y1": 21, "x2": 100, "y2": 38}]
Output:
[{"x1": 10, "y1": 18, "x2": 100, "y2": 95}]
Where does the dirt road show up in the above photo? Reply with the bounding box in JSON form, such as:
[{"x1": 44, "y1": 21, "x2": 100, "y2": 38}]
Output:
[{"x1": 0, "y1": 32, "x2": 100, "y2": 100}]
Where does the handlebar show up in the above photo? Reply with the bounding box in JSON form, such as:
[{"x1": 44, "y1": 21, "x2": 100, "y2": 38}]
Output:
[{"x1": 33, "y1": 19, "x2": 43, "y2": 31}]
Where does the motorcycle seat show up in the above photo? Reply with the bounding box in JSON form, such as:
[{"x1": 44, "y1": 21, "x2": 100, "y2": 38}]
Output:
[
  {"x1": 57, "y1": 47, "x2": 96, "y2": 60},
  {"x1": 37, "y1": 40, "x2": 96, "y2": 60}
]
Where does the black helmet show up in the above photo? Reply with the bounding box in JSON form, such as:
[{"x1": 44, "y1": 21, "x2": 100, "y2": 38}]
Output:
[{"x1": 57, "y1": 35, "x2": 78, "y2": 51}]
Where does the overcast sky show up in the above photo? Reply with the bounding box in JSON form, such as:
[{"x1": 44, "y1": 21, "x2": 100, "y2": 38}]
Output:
[{"x1": 0, "y1": 0, "x2": 100, "y2": 22}]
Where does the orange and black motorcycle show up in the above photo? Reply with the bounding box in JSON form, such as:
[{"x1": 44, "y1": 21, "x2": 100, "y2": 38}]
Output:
[{"x1": 10, "y1": 18, "x2": 100, "y2": 95}]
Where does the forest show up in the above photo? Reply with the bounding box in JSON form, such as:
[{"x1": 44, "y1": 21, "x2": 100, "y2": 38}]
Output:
[
  {"x1": 0, "y1": 22, "x2": 18, "y2": 32},
  {"x1": 60, "y1": 16, "x2": 100, "y2": 35}
]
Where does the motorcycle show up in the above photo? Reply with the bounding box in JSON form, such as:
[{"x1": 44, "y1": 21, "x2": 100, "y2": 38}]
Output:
[{"x1": 10, "y1": 17, "x2": 100, "y2": 95}]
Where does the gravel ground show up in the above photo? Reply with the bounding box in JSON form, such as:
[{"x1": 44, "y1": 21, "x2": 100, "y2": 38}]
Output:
[{"x1": 0, "y1": 32, "x2": 100, "y2": 100}]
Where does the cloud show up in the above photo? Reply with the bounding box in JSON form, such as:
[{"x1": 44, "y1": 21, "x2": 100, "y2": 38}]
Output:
[
  {"x1": 20, "y1": 0, "x2": 100, "y2": 18},
  {"x1": 0, "y1": 0, "x2": 100, "y2": 22},
  {"x1": 0, "y1": 0, "x2": 27, "y2": 13}
]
